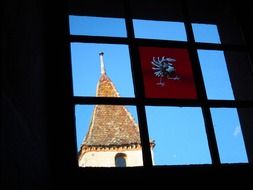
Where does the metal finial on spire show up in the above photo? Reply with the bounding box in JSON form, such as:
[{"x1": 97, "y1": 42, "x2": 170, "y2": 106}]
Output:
[{"x1": 99, "y1": 52, "x2": 106, "y2": 74}]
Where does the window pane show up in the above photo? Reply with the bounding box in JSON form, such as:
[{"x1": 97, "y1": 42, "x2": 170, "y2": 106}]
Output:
[
  {"x1": 146, "y1": 106, "x2": 211, "y2": 165},
  {"x1": 76, "y1": 105, "x2": 142, "y2": 167},
  {"x1": 69, "y1": 15, "x2": 127, "y2": 37},
  {"x1": 70, "y1": 43, "x2": 134, "y2": 97},
  {"x1": 210, "y1": 108, "x2": 248, "y2": 163},
  {"x1": 192, "y1": 23, "x2": 221, "y2": 44},
  {"x1": 115, "y1": 153, "x2": 127, "y2": 167},
  {"x1": 133, "y1": 19, "x2": 187, "y2": 41},
  {"x1": 197, "y1": 50, "x2": 234, "y2": 100},
  {"x1": 139, "y1": 47, "x2": 197, "y2": 99}
]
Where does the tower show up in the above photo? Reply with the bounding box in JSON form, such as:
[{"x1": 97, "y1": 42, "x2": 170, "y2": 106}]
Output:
[{"x1": 78, "y1": 52, "x2": 152, "y2": 167}]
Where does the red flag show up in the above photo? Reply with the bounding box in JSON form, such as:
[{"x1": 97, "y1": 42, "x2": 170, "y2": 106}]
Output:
[{"x1": 139, "y1": 47, "x2": 197, "y2": 99}]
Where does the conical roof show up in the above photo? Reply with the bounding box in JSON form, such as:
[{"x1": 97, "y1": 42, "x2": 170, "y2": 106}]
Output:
[{"x1": 81, "y1": 53, "x2": 141, "y2": 149}]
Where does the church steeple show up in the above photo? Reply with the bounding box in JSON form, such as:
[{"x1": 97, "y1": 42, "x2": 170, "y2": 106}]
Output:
[
  {"x1": 78, "y1": 52, "x2": 154, "y2": 167},
  {"x1": 82, "y1": 53, "x2": 141, "y2": 148},
  {"x1": 79, "y1": 52, "x2": 154, "y2": 167}
]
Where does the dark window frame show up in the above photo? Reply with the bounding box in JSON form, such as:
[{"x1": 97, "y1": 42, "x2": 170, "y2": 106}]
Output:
[{"x1": 68, "y1": 0, "x2": 253, "y2": 167}]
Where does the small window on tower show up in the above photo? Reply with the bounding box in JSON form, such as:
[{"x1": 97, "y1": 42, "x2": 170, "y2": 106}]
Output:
[{"x1": 115, "y1": 153, "x2": 127, "y2": 167}]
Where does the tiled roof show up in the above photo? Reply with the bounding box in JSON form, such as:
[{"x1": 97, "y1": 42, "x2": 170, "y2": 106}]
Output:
[
  {"x1": 96, "y1": 74, "x2": 120, "y2": 97},
  {"x1": 82, "y1": 73, "x2": 141, "y2": 147}
]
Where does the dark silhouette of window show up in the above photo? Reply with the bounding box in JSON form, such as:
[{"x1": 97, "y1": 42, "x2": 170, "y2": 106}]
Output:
[{"x1": 115, "y1": 153, "x2": 127, "y2": 167}]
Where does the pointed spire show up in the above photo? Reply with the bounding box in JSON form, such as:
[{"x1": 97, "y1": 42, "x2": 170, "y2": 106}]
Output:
[{"x1": 99, "y1": 52, "x2": 106, "y2": 74}]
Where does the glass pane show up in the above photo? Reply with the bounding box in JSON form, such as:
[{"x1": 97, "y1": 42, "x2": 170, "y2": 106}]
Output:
[
  {"x1": 69, "y1": 15, "x2": 127, "y2": 37},
  {"x1": 146, "y1": 106, "x2": 211, "y2": 165},
  {"x1": 115, "y1": 156, "x2": 126, "y2": 167},
  {"x1": 115, "y1": 153, "x2": 127, "y2": 167},
  {"x1": 133, "y1": 19, "x2": 187, "y2": 41},
  {"x1": 197, "y1": 50, "x2": 234, "y2": 100},
  {"x1": 192, "y1": 23, "x2": 221, "y2": 44},
  {"x1": 75, "y1": 105, "x2": 142, "y2": 167},
  {"x1": 210, "y1": 108, "x2": 248, "y2": 163},
  {"x1": 70, "y1": 43, "x2": 134, "y2": 97},
  {"x1": 139, "y1": 47, "x2": 197, "y2": 99}
]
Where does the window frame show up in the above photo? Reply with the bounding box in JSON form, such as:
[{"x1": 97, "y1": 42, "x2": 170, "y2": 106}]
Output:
[{"x1": 68, "y1": 0, "x2": 253, "y2": 167}]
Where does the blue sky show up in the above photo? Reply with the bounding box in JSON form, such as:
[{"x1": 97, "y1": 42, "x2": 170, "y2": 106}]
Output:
[
  {"x1": 70, "y1": 43, "x2": 134, "y2": 97},
  {"x1": 69, "y1": 15, "x2": 248, "y2": 165}
]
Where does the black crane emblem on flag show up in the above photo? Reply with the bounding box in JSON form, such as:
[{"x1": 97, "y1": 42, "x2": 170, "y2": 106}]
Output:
[{"x1": 151, "y1": 56, "x2": 180, "y2": 86}]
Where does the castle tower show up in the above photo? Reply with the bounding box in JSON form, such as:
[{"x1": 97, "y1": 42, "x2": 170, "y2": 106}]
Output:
[{"x1": 78, "y1": 52, "x2": 150, "y2": 167}]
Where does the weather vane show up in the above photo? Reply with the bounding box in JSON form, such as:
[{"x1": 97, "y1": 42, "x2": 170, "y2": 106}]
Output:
[{"x1": 151, "y1": 56, "x2": 180, "y2": 86}]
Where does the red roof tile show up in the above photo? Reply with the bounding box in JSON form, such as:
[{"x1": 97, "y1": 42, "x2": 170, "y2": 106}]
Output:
[{"x1": 82, "y1": 73, "x2": 141, "y2": 147}]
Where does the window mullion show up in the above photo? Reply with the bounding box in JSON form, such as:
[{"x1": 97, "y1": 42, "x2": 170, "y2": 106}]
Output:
[
  {"x1": 124, "y1": 0, "x2": 153, "y2": 167},
  {"x1": 181, "y1": 0, "x2": 221, "y2": 165}
]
